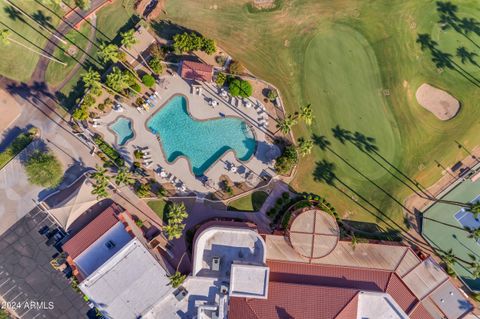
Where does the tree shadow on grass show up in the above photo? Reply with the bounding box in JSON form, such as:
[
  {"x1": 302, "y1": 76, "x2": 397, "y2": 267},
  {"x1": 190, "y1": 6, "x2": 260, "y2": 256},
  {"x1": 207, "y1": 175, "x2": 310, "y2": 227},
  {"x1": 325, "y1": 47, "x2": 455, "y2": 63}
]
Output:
[
  {"x1": 313, "y1": 159, "x2": 436, "y2": 254},
  {"x1": 150, "y1": 20, "x2": 199, "y2": 41},
  {"x1": 3, "y1": 5, "x2": 25, "y2": 23}
]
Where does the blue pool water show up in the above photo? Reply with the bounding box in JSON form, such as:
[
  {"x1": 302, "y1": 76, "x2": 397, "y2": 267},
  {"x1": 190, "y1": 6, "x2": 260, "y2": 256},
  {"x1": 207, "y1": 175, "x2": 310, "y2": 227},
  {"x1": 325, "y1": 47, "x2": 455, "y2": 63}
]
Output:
[
  {"x1": 147, "y1": 95, "x2": 256, "y2": 176},
  {"x1": 110, "y1": 117, "x2": 134, "y2": 146}
]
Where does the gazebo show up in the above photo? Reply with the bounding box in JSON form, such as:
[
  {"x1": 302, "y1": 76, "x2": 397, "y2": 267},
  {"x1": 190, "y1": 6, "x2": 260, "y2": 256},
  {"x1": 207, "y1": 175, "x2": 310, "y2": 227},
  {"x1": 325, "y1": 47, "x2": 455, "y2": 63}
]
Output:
[{"x1": 180, "y1": 60, "x2": 213, "y2": 82}]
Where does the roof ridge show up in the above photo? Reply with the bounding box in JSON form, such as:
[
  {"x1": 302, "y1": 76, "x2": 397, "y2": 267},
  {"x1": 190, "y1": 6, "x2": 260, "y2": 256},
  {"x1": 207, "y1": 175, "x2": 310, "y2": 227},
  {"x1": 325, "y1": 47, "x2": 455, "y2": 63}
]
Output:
[
  {"x1": 334, "y1": 291, "x2": 360, "y2": 318},
  {"x1": 245, "y1": 298, "x2": 262, "y2": 319}
]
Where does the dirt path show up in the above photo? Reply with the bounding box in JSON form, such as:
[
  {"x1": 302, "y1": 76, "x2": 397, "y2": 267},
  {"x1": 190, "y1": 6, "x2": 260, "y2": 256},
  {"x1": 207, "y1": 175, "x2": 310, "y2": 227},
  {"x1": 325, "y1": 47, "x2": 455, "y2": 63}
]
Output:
[
  {"x1": 54, "y1": 16, "x2": 98, "y2": 92},
  {"x1": 30, "y1": 0, "x2": 108, "y2": 86}
]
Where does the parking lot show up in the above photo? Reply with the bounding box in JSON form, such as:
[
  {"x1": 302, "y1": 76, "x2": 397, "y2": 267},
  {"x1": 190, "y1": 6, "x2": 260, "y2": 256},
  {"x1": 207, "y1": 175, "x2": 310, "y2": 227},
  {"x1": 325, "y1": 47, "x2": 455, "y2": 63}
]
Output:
[{"x1": 0, "y1": 208, "x2": 91, "y2": 318}]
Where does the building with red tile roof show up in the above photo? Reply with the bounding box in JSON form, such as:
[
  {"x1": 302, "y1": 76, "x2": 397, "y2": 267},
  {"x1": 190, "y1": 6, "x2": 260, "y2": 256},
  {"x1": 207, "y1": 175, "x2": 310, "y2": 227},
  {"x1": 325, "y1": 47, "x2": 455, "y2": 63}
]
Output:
[
  {"x1": 180, "y1": 60, "x2": 213, "y2": 82},
  {"x1": 227, "y1": 208, "x2": 474, "y2": 319},
  {"x1": 62, "y1": 204, "x2": 123, "y2": 260}
]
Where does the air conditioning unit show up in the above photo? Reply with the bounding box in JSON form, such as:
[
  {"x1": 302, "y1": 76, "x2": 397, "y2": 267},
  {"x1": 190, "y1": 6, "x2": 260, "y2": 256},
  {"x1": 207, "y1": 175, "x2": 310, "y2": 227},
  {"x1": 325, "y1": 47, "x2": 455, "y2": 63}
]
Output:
[{"x1": 212, "y1": 256, "x2": 221, "y2": 271}]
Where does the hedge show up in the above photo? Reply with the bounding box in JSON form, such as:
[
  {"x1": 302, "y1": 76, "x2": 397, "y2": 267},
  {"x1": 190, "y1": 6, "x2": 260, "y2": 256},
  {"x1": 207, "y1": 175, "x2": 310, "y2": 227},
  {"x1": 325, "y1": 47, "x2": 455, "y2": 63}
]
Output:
[{"x1": 93, "y1": 135, "x2": 124, "y2": 167}]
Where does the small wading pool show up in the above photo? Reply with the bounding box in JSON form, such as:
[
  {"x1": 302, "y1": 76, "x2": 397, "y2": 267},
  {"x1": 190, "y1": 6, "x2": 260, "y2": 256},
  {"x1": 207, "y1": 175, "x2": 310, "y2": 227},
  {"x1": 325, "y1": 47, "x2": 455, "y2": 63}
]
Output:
[
  {"x1": 147, "y1": 95, "x2": 256, "y2": 176},
  {"x1": 109, "y1": 117, "x2": 134, "y2": 146}
]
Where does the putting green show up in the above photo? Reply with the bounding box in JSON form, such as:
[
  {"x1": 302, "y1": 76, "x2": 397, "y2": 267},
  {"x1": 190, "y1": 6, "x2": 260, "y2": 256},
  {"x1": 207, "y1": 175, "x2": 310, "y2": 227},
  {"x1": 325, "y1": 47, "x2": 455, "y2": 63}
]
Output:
[{"x1": 302, "y1": 24, "x2": 401, "y2": 180}]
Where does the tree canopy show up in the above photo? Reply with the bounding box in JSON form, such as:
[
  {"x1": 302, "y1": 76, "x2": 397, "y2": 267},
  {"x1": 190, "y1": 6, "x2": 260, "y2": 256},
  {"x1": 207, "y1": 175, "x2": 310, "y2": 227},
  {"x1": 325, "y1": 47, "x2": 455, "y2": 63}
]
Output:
[
  {"x1": 228, "y1": 78, "x2": 252, "y2": 98},
  {"x1": 172, "y1": 32, "x2": 216, "y2": 54},
  {"x1": 24, "y1": 150, "x2": 63, "y2": 188}
]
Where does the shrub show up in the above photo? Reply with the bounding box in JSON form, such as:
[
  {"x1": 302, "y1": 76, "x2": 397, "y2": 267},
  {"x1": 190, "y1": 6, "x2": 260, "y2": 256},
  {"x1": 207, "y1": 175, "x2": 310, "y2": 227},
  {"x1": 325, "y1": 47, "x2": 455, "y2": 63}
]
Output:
[
  {"x1": 131, "y1": 83, "x2": 141, "y2": 93},
  {"x1": 267, "y1": 208, "x2": 277, "y2": 217},
  {"x1": 274, "y1": 145, "x2": 298, "y2": 174},
  {"x1": 148, "y1": 57, "x2": 163, "y2": 74},
  {"x1": 229, "y1": 61, "x2": 244, "y2": 75},
  {"x1": 282, "y1": 192, "x2": 290, "y2": 200},
  {"x1": 97, "y1": 103, "x2": 105, "y2": 112},
  {"x1": 135, "y1": 219, "x2": 144, "y2": 228},
  {"x1": 93, "y1": 135, "x2": 124, "y2": 167},
  {"x1": 142, "y1": 74, "x2": 155, "y2": 88},
  {"x1": 202, "y1": 38, "x2": 216, "y2": 55},
  {"x1": 228, "y1": 79, "x2": 252, "y2": 98},
  {"x1": 81, "y1": 94, "x2": 96, "y2": 108},
  {"x1": 172, "y1": 32, "x2": 215, "y2": 54},
  {"x1": 72, "y1": 106, "x2": 89, "y2": 121},
  {"x1": 134, "y1": 150, "x2": 143, "y2": 159},
  {"x1": 215, "y1": 72, "x2": 227, "y2": 87},
  {"x1": 215, "y1": 55, "x2": 226, "y2": 66},
  {"x1": 91, "y1": 86, "x2": 102, "y2": 97},
  {"x1": 135, "y1": 183, "x2": 151, "y2": 198},
  {"x1": 149, "y1": 44, "x2": 165, "y2": 60},
  {"x1": 24, "y1": 150, "x2": 63, "y2": 188},
  {"x1": 267, "y1": 89, "x2": 278, "y2": 101}
]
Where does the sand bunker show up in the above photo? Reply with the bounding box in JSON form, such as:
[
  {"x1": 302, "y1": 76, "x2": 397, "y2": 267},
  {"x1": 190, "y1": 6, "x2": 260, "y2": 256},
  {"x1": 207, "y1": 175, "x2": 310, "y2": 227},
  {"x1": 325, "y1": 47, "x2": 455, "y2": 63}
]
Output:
[{"x1": 415, "y1": 83, "x2": 460, "y2": 120}]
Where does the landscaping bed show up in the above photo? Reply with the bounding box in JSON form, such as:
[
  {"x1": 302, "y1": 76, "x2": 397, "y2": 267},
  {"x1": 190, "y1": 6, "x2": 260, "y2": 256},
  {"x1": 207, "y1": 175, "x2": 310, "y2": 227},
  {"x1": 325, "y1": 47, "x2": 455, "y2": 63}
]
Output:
[{"x1": 0, "y1": 131, "x2": 35, "y2": 169}]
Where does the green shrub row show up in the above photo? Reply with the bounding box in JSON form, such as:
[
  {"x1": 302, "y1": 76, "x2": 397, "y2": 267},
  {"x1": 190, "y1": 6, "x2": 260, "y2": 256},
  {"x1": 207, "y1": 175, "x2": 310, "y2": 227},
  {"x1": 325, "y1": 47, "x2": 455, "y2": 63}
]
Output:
[{"x1": 93, "y1": 135, "x2": 124, "y2": 167}]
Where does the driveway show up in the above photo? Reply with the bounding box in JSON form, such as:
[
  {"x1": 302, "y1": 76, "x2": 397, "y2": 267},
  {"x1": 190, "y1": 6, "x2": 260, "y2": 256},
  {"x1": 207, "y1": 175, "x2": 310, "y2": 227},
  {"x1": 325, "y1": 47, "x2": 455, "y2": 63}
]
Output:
[{"x1": 0, "y1": 208, "x2": 91, "y2": 318}]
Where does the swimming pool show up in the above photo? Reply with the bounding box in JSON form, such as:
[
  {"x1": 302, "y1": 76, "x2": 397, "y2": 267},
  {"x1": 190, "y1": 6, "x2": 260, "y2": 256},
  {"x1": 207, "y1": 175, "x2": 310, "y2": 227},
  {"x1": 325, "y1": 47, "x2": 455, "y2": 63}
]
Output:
[
  {"x1": 109, "y1": 117, "x2": 134, "y2": 146},
  {"x1": 147, "y1": 95, "x2": 256, "y2": 176}
]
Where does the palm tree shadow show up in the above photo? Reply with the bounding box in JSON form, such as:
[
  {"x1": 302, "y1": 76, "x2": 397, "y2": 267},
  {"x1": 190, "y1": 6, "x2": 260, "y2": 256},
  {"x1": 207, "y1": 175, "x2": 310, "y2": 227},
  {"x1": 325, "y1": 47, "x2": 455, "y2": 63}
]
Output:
[
  {"x1": 3, "y1": 5, "x2": 25, "y2": 23},
  {"x1": 32, "y1": 10, "x2": 54, "y2": 30},
  {"x1": 330, "y1": 125, "x2": 433, "y2": 199},
  {"x1": 313, "y1": 159, "x2": 435, "y2": 253}
]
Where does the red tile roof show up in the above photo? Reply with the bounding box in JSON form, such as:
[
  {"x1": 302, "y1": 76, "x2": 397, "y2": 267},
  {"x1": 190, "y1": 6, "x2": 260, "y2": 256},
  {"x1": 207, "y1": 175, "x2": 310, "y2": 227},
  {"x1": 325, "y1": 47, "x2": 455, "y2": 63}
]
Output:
[
  {"x1": 385, "y1": 273, "x2": 418, "y2": 313},
  {"x1": 229, "y1": 261, "x2": 428, "y2": 319},
  {"x1": 62, "y1": 206, "x2": 120, "y2": 259},
  {"x1": 267, "y1": 261, "x2": 391, "y2": 292},
  {"x1": 335, "y1": 293, "x2": 359, "y2": 319},
  {"x1": 409, "y1": 302, "x2": 436, "y2": 319},
  {"x1": 229, "y1": 282, "x2": 359, "y2": 319},
  {"x1": 180, "y1": 60, "x2": 213, "y2": 82}
]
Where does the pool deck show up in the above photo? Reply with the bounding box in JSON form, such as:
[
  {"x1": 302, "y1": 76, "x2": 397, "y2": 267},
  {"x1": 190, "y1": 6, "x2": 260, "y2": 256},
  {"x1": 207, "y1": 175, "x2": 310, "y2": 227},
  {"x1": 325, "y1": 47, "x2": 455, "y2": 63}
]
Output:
[{"x1": 93, "y1": 74, "x2": 279, "y2": 195}]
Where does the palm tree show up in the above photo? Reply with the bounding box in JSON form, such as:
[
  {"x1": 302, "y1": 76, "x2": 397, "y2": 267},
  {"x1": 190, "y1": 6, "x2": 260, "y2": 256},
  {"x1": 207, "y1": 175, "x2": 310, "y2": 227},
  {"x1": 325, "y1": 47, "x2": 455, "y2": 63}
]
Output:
[
  {"x1": 168, "y1": 202, "x2": 188, "y2": 224},
  {"x1": 466, "y1": 227, "x2": 480, "y2": 241},
  {"x1": 469, "y1": 256, "x2": 480, "y2": 279},
  {"x1": 115, "y1": 167, "x2": 134, "y2": 186},
  {"x1": 91, "y1": 183, "x2": 108, "y2": 199},
  {"x1": 0, "y1": 29, "x2": 66, "y2": 65},
  {"x1": 91, "y1": 165, "x2": 109, "y2": 186},
  {"x1": 106, "y1": 67, "x2": 129, "y2": 92},
  {"x1": 456, "y1": 46, "x2": 478, "y2": 65},
  {"x1": 168, "y1": 271, "x2": 186, "y2": 288},
  {"x1": 350, "y1": 232, "x2": 358, "y2": 251},
  {"x1": 164, "y1": 222, "x2": 185, "y2": 240},
  {"x1": 442, "y1": 248, "x2": 456, "y2": 266},
  {"x1": 297, "y1": 137, "x2": 313, "y2": 157},
  {"x1": 98, "y1": 42, "x2": 141, "y2": 81},
  {"x1": 121, "y1": 29, "x2": 156, "y2": 74},
  {"x1": 467, "y1": 202, "x2": 480, "y2": 219},
  {"x1": 297, "y1": 104, "x2": 314, "y2": 125},
  {"x1": 82, "y1": 68, "x2": 102, "y2": 90},
  {"x1": 3, "y1": 0, "x2": 67, "y2": 45},
  {"x1": 276, "y1": 114, "x2": 297, "y2": 134}
]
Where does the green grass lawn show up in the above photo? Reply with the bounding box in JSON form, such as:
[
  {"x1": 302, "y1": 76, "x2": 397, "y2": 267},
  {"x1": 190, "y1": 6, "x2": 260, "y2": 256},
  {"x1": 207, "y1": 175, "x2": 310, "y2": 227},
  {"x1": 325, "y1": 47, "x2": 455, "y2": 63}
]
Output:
[
  {"x1": 147, "y1": 199, "x2": 169, "y2": 222},
  {"x1": 163, "y1": 0, "x2": 480, "y2": 229},
  {"x1": 56, "y1": 0, "x2": 137, "y2": 109},
  {"x1": 0, "y1": 1, "x2": 62, "y2": 82},
  {"x1": 227, "y1": 191, "x2": 268, "y2": 211},
  {"x1": 45, "y1": 23, "x2": 93, "y2": 88}
]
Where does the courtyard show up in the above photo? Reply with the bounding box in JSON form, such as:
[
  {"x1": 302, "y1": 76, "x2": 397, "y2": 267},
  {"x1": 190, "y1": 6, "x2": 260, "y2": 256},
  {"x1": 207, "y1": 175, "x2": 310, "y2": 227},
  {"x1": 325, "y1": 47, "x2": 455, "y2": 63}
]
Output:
[{"x1": 92, "y1": 72, "x2": 280, "y2": 196}]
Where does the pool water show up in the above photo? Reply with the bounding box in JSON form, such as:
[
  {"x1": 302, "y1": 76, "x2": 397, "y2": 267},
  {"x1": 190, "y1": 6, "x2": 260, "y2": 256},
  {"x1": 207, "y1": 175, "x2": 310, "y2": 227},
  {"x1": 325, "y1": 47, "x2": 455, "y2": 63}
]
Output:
[
  {"x1": 147, "y1": 95, "x2": 256, "y2": 176},
  {"x1": 110, "y1": 117, "x2": 134, "y2": 146}
]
